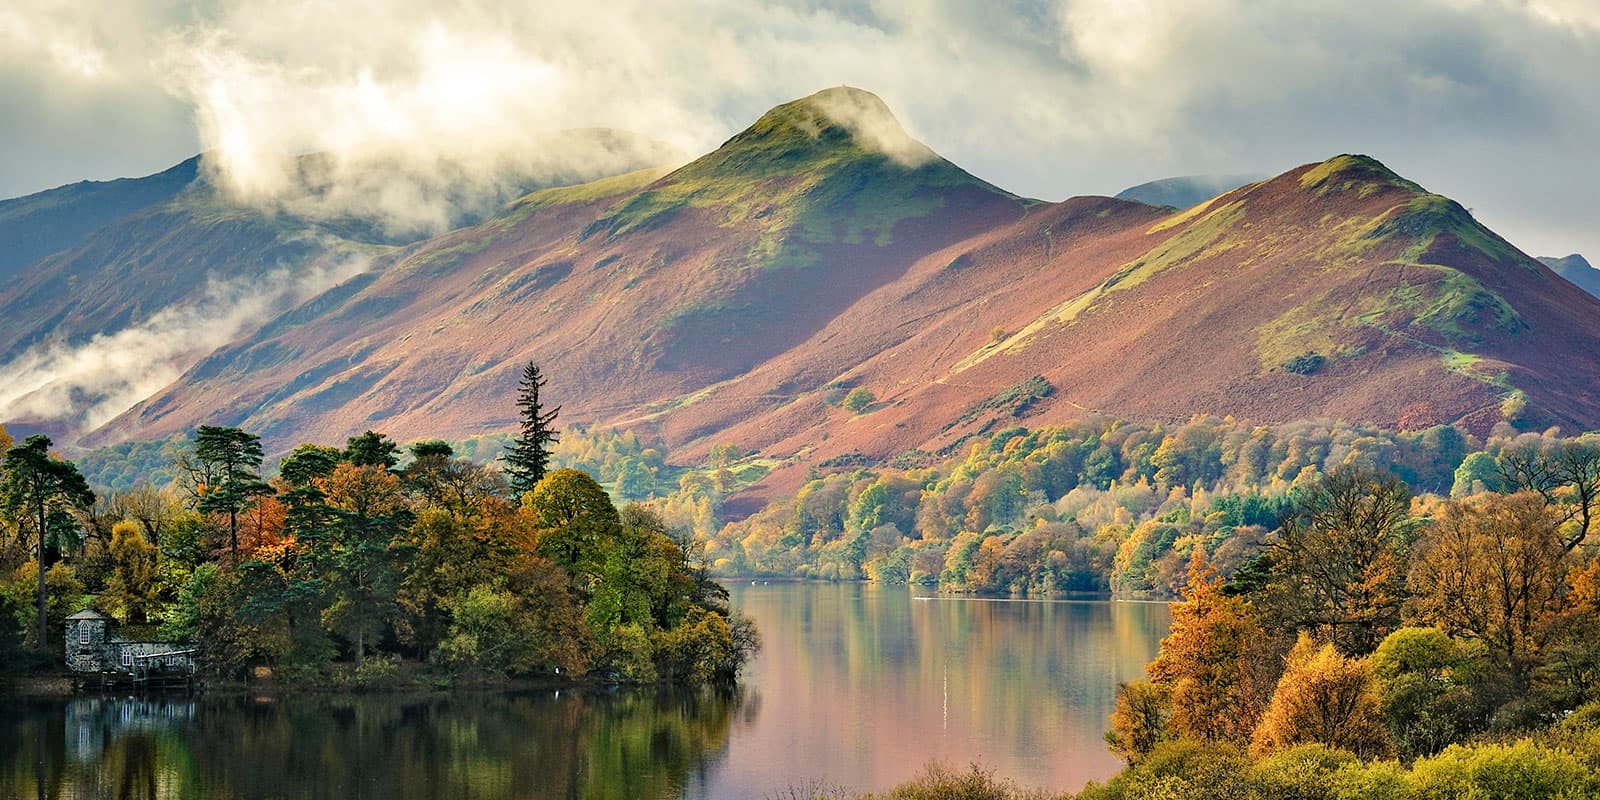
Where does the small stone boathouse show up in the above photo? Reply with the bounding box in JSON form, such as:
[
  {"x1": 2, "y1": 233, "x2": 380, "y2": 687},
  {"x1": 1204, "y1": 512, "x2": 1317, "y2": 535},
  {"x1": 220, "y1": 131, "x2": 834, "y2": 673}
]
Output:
[{"x1": 64, "y1": 609, "x2": 198, "y2": 689}]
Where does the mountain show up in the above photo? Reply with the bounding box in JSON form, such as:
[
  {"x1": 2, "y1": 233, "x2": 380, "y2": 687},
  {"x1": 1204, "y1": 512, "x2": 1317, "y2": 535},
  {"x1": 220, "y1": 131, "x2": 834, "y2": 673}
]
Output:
[
  {"x1": 1116, "y1": 174, "x2": 1259, "y2": 210},
  {"x1": 0, "y1": 133, "x2": 678, "y2": 436},
  {"x1": 90, "y1": 87, "x2": 1029, "y2": 448},
  {"x1": 1540, "y1": 254, "x2": 1600, "y2": 298},
  {"x1": 0, "y1": 157, "x2": 199, "y2": 285},
  {"x1": 35, "y1": 88, "x2": 1600, "y2": 509}
]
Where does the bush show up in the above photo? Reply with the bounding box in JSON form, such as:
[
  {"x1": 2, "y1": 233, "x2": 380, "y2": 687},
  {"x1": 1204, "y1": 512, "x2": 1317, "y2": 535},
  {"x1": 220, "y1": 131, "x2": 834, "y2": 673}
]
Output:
[
  {"x1": 1283, "y1": 352, "x2": 1326, "y2": 375},
  {"x1": 1326, "y1": 760, "x2": 1409, "y2": 800},
  {"x1": 1408, "y1": 740, "x2": 1600, "y2": 800},
  {"x1": 1248, "y1": 744, "x2": 1359, "y2": 800},
  {"x1": 843, "y1": 387, "x2": 876, "y2": 414},
  {"x1": 866, "y1": 763, "x2": 1041, "y2": 800}
]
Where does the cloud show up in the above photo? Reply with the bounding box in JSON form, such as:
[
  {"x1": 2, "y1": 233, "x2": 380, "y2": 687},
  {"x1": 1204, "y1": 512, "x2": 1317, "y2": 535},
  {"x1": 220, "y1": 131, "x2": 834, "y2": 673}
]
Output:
[
  {"x1": 1, "y1": 1, "x2": 1598, "y2": 253},
  {"x1": 0, "y1": 251, "x2": 371, "y2": 432}
]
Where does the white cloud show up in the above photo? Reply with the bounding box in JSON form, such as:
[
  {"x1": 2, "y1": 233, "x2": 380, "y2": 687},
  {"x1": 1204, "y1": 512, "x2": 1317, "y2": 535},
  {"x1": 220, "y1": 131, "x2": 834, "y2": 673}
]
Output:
[
  {"x1": 0, "y1": 252, "x2": 371, "y2": 432},
  {"x1": 0, "y1": 0, "x2": 1597, "y2": 253}
]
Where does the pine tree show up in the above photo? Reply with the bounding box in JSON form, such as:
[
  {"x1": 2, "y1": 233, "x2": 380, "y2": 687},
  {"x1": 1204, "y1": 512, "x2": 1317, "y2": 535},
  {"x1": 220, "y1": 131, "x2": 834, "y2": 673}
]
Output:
[
  {"x1": 504, "y1": 361, "x2": 560, "y2": 495},
  {"x1": 2, "y1": 434, "x2": 95, "y2": 650}
]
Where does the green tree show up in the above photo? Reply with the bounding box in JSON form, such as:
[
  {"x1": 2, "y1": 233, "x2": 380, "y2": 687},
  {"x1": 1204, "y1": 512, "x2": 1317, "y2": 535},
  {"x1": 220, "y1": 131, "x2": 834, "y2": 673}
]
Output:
[
  {"x1": 318, "y1": 463, "x2": 411, "y2": 665},
  {"x1": 503, "y1": 361, "x2": 560, "y2": 495},
  {"x1": 344, "y1": 430, "x2": 400, "y2": 470},
  {"x1": 1370, "y1": 627, "x2": 1490, "y2": 758},
  {"x1": 2, "y1": 434, "x2": 94, "y2": 651},
  {"x1": 191, "y1": 425, "x2": 271, "y2": 558},
  {"x1": 279, "y1": 444, "x2": 343, "y2": 487},
  {"x1": 527, "y1": 469, "x2": 620, "y2": 595},
  {"x1": 1260, "y1": 466, "x2": 1415, "y2": 655},
  {"x1": 1450, "y1": 451, "x2": 1502, "y2": 497}
]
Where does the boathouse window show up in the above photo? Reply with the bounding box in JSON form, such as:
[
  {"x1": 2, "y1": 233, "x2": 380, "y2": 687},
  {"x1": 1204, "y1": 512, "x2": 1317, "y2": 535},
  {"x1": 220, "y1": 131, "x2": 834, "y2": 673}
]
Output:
[
  {"x1": 121, "y1": 651, "x2": 132, "y2": 667},
  {"x1": 79, "y1": 625, "x2": 90, "y2": 644}
]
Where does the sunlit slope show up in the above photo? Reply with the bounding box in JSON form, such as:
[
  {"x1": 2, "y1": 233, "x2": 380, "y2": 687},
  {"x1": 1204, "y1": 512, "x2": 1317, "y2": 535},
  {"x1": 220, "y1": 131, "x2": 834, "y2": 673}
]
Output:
[
  {"x1": 789, "y1": 154, "x2": 1600, "y2": 463},
  {"x1": 97, "y1": 87, "x2": 1031, "y2": 450},
  {"x1": 89, "y1": 96, "x2": 1600, "y2": 495}
]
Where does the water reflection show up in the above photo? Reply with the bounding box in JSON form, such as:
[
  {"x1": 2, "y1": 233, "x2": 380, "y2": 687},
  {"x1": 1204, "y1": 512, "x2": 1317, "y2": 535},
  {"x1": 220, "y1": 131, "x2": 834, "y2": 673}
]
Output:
[
  {"x1": 1, "y1": 584, "x2": 1169, "y2": 799},
  {"x1": 711, "y1": 585, "x2": 1170, "y2": 797},
  {"x1": 2, "y1": 689, "x2": 746, "y2": 800}
]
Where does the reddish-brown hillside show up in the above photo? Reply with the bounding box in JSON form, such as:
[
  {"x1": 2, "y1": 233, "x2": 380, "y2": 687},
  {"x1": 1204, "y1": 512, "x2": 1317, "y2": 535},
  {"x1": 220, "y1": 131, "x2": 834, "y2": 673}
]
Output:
[{"x1": 88, "y1": 90, "x2": 1600, "y2": 507}]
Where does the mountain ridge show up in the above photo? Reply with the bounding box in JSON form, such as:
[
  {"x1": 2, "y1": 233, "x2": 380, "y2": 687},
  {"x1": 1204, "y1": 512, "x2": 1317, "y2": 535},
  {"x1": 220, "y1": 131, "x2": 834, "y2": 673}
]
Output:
[{"x1": 6, "y1": 90, "x2": 1598, "y2": 512}]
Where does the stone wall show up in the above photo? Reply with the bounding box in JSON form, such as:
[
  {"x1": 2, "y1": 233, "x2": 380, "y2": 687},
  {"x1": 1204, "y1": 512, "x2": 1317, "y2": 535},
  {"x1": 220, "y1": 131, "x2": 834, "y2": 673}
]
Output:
[{"x1": 64, "y1": 618, "x2": 109, "y2": 672}]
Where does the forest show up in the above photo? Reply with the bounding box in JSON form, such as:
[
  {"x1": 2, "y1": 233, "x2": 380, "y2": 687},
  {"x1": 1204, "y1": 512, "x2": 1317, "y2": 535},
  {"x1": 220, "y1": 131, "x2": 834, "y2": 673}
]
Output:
[
  {"x1": 812, "y1": 453, "x2": 1600, "y2": 799},
  {"x1": 0, "y1": 368, "x2": 757, "y2": 687}
]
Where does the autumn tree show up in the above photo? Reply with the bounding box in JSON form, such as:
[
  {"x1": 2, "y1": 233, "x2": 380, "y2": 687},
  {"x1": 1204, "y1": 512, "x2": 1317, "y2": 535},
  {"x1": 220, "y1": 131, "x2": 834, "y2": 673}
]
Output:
[
  {"x1": 1107, "y1": 680, "x2": 1172, "y2": 764},
  {"x1": 503, "y1": 361, "x2": 560, "y2": 495},
  {"x1": 1408, "y1": 491, "x2": 1574, "y2": 687},
  {"x1": 103, "y1": 486, "x2": 185, "y2": 551},
  {"x1": 1259, "y1": 466, "x2": 1416, "y2": 655},
  {"x1": 104, "y1": 521, "x2": 161, "y2": 624},
  {"x1": 1496, "y1": 434, "x2": 1600, "y2": 551},
  {"x1": 1147, "y1": 549, "x2": 1281, "y2": 745},
  {"x1": 191, "y1": 425, "x2": 271, "y2": 558},
  {"x1": 1251, "y1": 633, "x2": 1391, "y2": 758},
  {"x1": 2, "y1": 434, "x2": 94, "y2": 650}
]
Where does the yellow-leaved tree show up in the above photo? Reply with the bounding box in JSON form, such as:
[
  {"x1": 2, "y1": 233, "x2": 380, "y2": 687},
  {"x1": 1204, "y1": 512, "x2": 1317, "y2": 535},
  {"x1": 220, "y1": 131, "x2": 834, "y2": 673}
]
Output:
[{"x1": 1251, "y1": 633, "x2": 1391, "y2": 758}]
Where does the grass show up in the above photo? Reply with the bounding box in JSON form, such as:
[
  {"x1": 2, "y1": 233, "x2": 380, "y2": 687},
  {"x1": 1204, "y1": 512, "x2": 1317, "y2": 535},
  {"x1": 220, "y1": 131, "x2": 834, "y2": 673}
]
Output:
[
  {"x1": 581, "y1": 90, "x2": 1018, "y2": 269},
  {"x1": 957, "y1": 200, "x2": 1248, "y2": 374},
  {"x1": 1296, "y1": 154, "x2": 1424, "y2": 197}
]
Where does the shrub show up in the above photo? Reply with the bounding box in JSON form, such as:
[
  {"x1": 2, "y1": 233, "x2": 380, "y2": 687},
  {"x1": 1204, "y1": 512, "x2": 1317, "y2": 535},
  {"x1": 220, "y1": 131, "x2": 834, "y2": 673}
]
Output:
[
  {"x1": 1283, "y1": 352, "x2": 1326, "y2": 375},
  {"x1": 843, "y1": 387, "x2": 876, "y2": 414},
  {"x1": 1248, "y1": 744, "x2": 1359, "y2": 800},
  {"x1": 1408, "y1": 740, "x2": 1600, "y2": 800}
]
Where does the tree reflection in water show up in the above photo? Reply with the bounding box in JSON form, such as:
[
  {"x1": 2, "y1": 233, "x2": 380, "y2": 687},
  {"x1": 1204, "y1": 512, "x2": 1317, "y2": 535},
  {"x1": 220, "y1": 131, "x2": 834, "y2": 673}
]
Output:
[{"x1": 1, "y1": 688, "x2": 748, "y2": 800}]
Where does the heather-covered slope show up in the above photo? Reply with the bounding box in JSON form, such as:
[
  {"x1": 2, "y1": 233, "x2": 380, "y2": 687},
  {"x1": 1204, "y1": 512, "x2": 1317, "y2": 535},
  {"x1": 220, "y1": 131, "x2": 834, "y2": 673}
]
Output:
[
  {"x1": 83, "y1": 92, "x2": 1600, "y2": 503},
  {"x1": 0, "y1": 156, "x2": 199, "y2": 284},
  {"x1": 95, "y1": 87, "x2": 1031, "y2": 449},
  {"x1": 0, "y1": 133, "x2": 677, "y2": 437}
]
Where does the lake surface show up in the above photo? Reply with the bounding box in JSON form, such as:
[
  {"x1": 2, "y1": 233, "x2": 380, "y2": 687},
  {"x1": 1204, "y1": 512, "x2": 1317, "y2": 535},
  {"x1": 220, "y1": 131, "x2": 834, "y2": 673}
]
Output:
[{"x1": 2, "y1": 583, "x2": 1170, "y2": 799}]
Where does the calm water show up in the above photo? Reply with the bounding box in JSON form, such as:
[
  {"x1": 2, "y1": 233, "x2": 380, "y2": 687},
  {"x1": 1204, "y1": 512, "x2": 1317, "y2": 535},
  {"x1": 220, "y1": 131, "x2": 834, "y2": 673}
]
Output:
[{"x1": 1, "y1": 583, "x2": 1170, "y2": 799}]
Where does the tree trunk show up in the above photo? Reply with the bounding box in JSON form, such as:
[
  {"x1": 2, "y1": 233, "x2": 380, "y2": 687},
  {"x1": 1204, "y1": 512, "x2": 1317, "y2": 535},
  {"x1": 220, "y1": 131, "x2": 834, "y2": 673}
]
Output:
[{"x1": 36, "y1": 493, "x2": 47, "y2": 653}]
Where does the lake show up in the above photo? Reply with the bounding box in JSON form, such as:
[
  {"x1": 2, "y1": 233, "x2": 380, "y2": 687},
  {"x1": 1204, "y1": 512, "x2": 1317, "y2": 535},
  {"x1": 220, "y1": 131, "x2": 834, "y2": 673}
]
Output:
[{"x1": 2, "y1": 582, "x2": 1170, "y2": 799}]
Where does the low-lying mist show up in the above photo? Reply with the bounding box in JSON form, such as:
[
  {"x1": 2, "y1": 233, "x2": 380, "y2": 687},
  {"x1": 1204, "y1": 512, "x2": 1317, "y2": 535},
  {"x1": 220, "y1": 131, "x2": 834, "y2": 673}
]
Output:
[{"x1": 0, "y1": 250, "x2": 372, "y2": 438}]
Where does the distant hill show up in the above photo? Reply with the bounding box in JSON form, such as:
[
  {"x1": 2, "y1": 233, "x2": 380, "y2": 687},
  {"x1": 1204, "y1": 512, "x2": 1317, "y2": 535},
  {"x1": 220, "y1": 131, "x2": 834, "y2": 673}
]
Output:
[
  {"x1": 1540, "y1": 254, "x2": 1600, "y2": 298},
  {"x1": 0, "y1": 157, "x2": 199, "y2": 284},
  {"x1": 63, "y1": 88, "x2": 1600, "y2": 519},
  {"x1": 1116, "y1": 174, "x2": 1259, "y2": 210},
  {"x1": 0, "y1": 134, "x2": 678, "y2": 435}
]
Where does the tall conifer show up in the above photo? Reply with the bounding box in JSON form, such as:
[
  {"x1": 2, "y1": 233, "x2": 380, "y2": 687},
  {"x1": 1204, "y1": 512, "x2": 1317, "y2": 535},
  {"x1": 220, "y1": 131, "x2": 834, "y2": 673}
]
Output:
[{"x1": 504, "y1": 361, "x2": 560, "y2": 495}]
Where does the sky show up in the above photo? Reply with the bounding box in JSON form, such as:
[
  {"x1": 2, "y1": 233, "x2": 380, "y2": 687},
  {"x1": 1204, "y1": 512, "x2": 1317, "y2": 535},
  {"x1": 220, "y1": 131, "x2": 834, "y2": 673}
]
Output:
[{"x1": 2, "y1": 0, "x2": 1597, "y2": 260}]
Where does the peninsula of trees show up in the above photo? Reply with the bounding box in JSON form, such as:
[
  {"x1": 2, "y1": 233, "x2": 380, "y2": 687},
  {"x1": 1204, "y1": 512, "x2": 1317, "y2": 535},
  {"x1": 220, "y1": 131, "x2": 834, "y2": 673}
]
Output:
[{"x1": 0, "y1": 365, "x2": 755, "y2": 687}]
